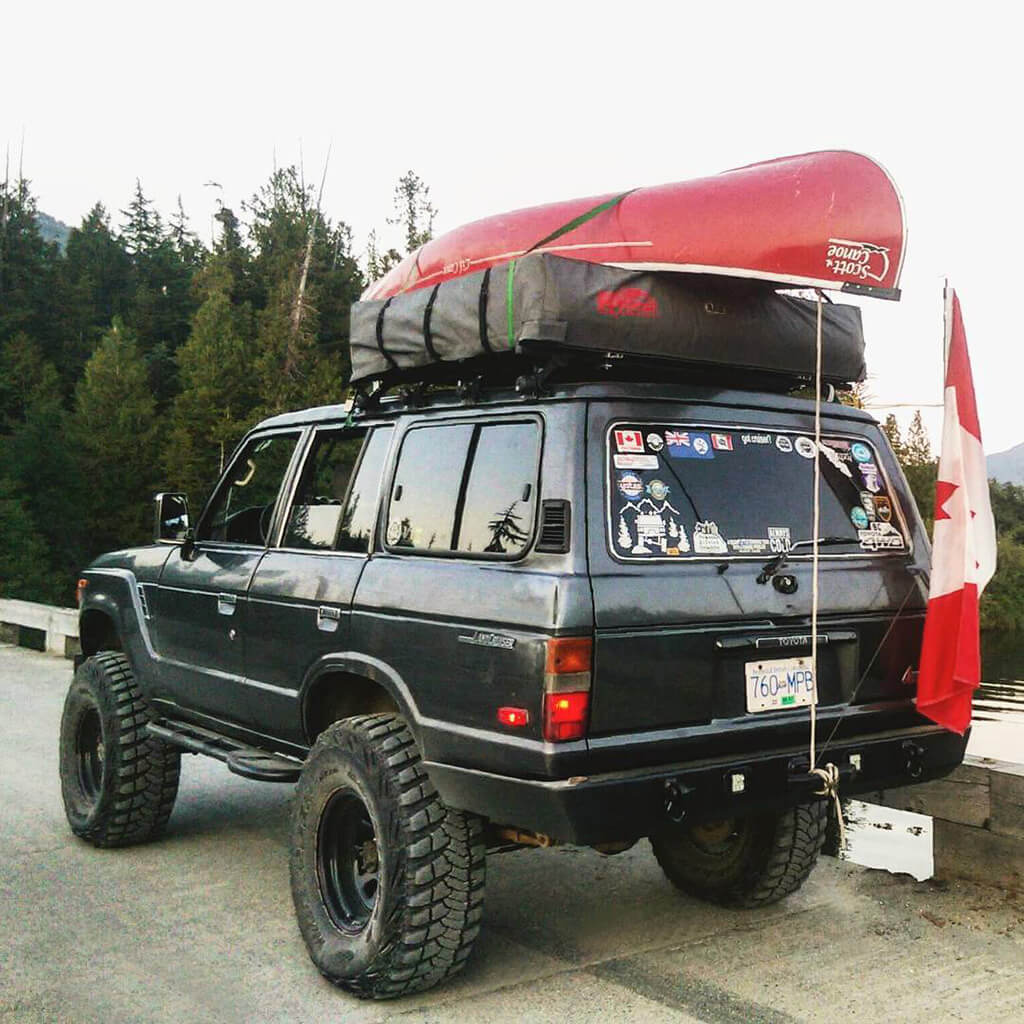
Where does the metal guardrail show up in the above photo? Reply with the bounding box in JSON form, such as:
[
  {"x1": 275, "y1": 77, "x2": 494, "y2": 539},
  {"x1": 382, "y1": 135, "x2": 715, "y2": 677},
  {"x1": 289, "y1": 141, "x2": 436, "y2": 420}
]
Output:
[{"x1": 0, "y1": 598, "x2": 79, "y2": 658}]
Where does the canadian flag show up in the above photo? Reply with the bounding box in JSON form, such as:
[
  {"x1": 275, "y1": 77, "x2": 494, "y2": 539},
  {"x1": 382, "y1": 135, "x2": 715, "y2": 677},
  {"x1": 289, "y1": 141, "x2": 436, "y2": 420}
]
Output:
[{"x1": 916, "y1": 289, "x2": 997, "y2": 734}]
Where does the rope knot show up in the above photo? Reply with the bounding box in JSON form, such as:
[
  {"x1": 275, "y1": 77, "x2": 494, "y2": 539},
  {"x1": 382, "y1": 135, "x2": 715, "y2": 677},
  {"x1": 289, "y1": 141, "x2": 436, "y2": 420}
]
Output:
[{"x1": 810, "y1": 762, "x2": 846, "y2": 852}]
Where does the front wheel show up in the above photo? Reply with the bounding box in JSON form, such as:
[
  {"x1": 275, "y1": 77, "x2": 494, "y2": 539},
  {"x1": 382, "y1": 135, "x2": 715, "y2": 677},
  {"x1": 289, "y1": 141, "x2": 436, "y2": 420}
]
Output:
[
  {"x1": 289, "y1": 714, "x2": 485, "y2": 999},
  {"x1": 59, "y1": 652, "x2": 181, "y2": 847},
  {"x1": 650, "y1": 801, "x2": 827, "y2": 908}
]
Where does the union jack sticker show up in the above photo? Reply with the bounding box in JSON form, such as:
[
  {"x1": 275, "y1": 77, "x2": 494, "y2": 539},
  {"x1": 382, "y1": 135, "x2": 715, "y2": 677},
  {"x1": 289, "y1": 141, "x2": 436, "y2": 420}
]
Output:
[{"x1": 665, "y1": 430, "x2": 690, "y2": 447}]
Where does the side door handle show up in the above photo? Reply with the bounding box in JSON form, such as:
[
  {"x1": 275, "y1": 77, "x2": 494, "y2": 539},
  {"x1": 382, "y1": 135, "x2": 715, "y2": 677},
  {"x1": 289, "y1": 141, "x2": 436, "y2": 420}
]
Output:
[
  {"x1": 217, "y1": 593, "x2": 237, "y2": 616},
  {"x1": 317, "y1": 605, "x2": 341, "y2": 633}
]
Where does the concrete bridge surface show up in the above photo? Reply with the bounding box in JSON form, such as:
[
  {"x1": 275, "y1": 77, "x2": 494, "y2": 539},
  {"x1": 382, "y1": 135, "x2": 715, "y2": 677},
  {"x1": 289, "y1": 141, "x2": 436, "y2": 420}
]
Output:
[{"x1": 2, "y1": 643, "x2": 1022, "y2": 1023}]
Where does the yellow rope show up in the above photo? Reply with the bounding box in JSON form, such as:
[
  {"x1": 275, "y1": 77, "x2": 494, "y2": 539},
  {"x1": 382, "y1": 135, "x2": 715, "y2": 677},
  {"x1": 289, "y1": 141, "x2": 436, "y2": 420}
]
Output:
[{"x1": 810, "y1": 292, "x2": 846, "y2": 851}]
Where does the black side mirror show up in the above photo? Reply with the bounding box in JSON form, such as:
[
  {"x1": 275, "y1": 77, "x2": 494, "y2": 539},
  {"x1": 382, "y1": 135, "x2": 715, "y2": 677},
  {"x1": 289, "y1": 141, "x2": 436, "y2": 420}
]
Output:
[{"x1": 154, "y1": 492, "x2": 191, "y2": 544}]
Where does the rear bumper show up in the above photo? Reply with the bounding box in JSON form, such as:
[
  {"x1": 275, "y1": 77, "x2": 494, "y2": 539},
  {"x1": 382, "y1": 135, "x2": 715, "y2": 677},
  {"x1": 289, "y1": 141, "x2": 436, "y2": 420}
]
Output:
[{"x1": 424, "y1": 724, "x2": 968, "y2": 845}]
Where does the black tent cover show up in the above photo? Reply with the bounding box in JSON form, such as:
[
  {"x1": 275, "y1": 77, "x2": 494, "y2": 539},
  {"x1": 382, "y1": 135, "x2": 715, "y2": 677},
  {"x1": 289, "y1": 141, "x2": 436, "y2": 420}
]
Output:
[{"x1": 349, "y1": 253, "x2": 865, "y2": 386}]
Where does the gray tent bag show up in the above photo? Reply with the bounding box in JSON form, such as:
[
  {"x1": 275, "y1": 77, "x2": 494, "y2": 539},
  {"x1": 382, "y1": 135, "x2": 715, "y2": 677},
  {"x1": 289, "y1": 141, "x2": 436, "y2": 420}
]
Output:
[{"x1": 349, "y1": 253, "x2": 865, "y2": 385}]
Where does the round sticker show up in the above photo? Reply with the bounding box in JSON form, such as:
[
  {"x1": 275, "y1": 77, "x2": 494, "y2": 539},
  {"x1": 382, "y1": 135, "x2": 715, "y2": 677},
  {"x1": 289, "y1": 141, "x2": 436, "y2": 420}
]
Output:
[
  {"x1": 775, "y1": 435, "x2": 793, "y2": 453},
  {"x1": 851, "y1": 442, "x2": 872, "y2": 463},
  {"x1": 850, "y1": 506, "x2": 869, "y2": 529},
  {"x1": 795, "y1": 436, "x2": 817, "y2": 459},
  {"x1": 646, "y1": 433, "x2": 664, "y2": 451},
  {"x1": 617, "y1": 472, "x2": 644, "y2": 499},
  {"x1": 385, "y1": 520, "x2": 402, "y2": 545},
  {"x1": 647, "y1": 479, "x2": 670, "y2": 501},
  {"x1": 693, "y1": 436, "x2": 710, "y2": 455}
]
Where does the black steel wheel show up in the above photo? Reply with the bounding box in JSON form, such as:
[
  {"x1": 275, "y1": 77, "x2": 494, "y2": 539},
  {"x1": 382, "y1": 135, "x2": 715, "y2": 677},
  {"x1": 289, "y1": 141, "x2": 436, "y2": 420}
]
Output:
[
  {"x1": 650, "y1": 801, "x2": 827, "y2": 908},
  {"x1": 59, "y1": 652, "x2": 181, "y2": 847},
  {"x1": 317, "y1": 791, "x2": 380, "y2": 932},
  {"x1": 290, "y1": 714, "x2": 486, "y2": 999}
]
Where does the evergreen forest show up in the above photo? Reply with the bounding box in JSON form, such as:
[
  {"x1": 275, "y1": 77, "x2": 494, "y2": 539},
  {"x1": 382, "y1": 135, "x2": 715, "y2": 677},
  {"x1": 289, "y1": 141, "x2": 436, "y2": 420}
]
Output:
[{"x1": 0, "y1": 170, "x2": 1022, "y2": 634}]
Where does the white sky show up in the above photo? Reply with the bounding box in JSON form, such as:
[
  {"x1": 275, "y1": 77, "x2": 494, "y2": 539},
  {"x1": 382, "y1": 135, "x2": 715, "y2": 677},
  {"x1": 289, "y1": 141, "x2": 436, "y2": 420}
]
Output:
[{"x1": 4, "y1": 2, "x2": 1020, "y2": 452}]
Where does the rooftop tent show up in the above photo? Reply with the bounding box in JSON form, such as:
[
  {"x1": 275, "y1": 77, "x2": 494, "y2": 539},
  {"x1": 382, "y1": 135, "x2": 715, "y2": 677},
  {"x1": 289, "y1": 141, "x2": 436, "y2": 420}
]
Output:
[{"x1": 349, "y1": 253, "x2": 865, "y2": 386}]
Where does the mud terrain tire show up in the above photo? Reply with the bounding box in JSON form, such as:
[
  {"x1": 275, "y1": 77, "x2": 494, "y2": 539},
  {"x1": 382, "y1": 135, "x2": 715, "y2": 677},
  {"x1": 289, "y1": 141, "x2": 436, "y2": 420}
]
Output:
[
  {"x1": 59, "y1": 652, "x2": 181, "y2": 847},
  {"x1": 650, "y1": 800, "x2": 827, "y2": 907},
  {"x1": 290, "y1": 713, "x2": 486, "y2": 999}
]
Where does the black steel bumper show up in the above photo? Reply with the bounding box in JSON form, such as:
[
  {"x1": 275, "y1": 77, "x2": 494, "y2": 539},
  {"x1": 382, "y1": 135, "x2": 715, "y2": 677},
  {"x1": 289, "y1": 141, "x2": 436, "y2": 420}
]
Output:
[{"x1": 424, "y1": 725, "x2": 969, "y2": 845}]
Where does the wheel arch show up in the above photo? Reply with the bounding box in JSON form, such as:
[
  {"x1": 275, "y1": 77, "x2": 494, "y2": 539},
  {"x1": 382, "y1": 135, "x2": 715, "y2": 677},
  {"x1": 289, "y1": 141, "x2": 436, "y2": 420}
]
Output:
[
  {"x1": 300, "y1": 654, "x2": 420, "y2": 745},
  {"x1": 79, "y1": 606, "x2": 123, "y2": 657}
]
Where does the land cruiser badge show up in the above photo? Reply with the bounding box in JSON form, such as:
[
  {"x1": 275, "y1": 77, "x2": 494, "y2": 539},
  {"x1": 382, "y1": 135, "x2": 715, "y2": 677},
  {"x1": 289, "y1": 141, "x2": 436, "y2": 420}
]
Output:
[{"x1": 458, "y1": 631, "x2": 516, "y2": 650}]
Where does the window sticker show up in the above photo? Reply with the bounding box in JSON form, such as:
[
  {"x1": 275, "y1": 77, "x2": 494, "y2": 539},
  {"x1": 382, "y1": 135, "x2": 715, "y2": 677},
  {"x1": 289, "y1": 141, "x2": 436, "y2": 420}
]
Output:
[
  {"x1": 859, "y1": 491, "x2": 877, "y2": 522},
  {"x1": 693, "y1": 520, "x2": 728, "y2": 554},
  {"x1": 858, "y1": 522, "x2": 905, "y2": 551},
  {"x1": 768, "y1": 526, "x2": 792, "y2": 553},
  {"x1": 741, "y1": 433, "x2": 771, "y2": 445},
  {"x1": 728, "y1": 538, "x2": 770, "y2": 554},
  {"x1": 614, "y1": 453, "x2": 660, "y2": 470},
  {"x1": 614, "y1": 429, "x2": 645, "y2": 453},
  {"x1": 795, "y1": 436, "x2": 817, "y2": 459},
  {"x1": 875, "y1": 496, "x2": 892, "y2": 523},
  {"x1": 850, "y1": 506, "x2": 869, "y2": 529},
  {"x1": 819, "y1": 443, "x2": 854, "y2": 478},
  {"x1": 775, "y1": 435, "x2": 794, "y2": 453},
  {"x1": 617, "y1": 479, "x2": 688, "y2": 555},
  {"x1": 711, "y1": 432, "x2": 734, "y2": 451},
  {"x1": 859, "y1": 460, "x2": 881, "y2": 493},
  {"x1": 668, "y1": 431, "x2": 713, "y2": 459},
  {"x1": 617, "y1": 472, "x2": 644, "y2": 499},
  {"x1": 851, "y1": 442, "x2": 872, "y2": 463},
  {"x1": 646, "y1": 433, "x2": 665, "y2": 451}
]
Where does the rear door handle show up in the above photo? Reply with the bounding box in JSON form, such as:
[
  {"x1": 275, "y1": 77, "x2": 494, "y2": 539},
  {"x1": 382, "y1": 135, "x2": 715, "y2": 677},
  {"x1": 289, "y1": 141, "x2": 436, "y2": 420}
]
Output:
[
  {"x1": 317, "y1": 606, "x2": 341, "y2": 632},
  {"x1": 217, "y1": 593, "x2": 237, "y2": 616}
]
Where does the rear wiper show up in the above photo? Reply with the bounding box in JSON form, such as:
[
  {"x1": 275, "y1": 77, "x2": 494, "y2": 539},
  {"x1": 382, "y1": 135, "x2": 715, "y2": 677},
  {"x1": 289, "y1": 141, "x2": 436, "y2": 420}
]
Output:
[{"x1": 756, "y1": 536, "x2": 857, "y2": 584}]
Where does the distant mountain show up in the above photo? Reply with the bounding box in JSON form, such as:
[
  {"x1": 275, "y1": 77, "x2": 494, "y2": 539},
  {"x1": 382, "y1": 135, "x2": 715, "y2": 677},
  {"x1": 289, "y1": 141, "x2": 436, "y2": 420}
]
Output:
[
  {"x1": 988, "y1": 442, "x2": 1024, "y2": 486},
  {"x1": 36, "y1": 211, "x2": 71, "y2": 250}
]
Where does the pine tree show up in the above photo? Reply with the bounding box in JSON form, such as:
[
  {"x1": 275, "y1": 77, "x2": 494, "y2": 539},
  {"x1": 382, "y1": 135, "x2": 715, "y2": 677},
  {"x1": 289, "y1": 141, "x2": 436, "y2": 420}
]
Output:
[
  {"x1": 905, "y1": 409, "x2": 932, "y2": 466},
  {"x1": 881, "y1": 413, "x2": 904, "y2": 459},
  {"x1": 0, "y1": 476, "x2": 59, "y2": 602},
  {"x1": 71, "y1": 319, "x2": 161, "y2": 554},
  {"x1": 165, "y1": 265, "x2": 260, "y2": 501},
  {"x1": 388, "y1": 171, "x2": 436, "y2": 253}
]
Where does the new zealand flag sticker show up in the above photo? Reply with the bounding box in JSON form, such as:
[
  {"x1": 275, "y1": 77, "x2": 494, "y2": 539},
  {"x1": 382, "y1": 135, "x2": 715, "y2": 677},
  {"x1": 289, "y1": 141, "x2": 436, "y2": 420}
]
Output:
[{"x1": 668, "y1": 431, "x2": 714, "y2": 459}]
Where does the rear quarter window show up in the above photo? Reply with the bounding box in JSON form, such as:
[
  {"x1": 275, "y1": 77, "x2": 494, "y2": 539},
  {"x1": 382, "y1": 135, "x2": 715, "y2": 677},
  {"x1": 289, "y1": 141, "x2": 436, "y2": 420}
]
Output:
[{"x1": 607, "y1": 423, "x2": 908, "y2": 562}]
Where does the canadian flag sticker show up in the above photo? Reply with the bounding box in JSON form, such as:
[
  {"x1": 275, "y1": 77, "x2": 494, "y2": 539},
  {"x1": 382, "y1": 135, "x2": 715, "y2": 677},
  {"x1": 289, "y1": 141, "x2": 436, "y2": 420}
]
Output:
[
  {"x1": 711, "y1": 433, "x2": 734, "y2": 451},
  {"x1": 614, "y1": 430, "x2": 645, "y2": 453}
]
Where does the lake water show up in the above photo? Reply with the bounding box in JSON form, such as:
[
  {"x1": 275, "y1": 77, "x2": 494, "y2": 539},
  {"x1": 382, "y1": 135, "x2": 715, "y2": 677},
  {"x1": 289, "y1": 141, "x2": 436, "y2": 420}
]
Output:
[{"x1": 843, "y1": 631, "x2": 1022, "y2": 879}]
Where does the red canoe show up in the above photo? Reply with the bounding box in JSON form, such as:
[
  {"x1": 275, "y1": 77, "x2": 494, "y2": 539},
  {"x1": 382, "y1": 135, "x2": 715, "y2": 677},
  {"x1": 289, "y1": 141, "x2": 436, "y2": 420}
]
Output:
[{"x1": 364, "y1": 150, "x2": 906, "y2": 302}]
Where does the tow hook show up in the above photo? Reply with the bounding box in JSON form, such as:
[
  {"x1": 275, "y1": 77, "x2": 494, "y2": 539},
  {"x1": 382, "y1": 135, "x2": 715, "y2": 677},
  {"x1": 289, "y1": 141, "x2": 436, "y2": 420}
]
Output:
[
  {"x1": 664, "y1": 779, "x2": 689, "y2": 823},
  {"x1": 902, "y1": 739, "x2": 925, "y2": 780}
]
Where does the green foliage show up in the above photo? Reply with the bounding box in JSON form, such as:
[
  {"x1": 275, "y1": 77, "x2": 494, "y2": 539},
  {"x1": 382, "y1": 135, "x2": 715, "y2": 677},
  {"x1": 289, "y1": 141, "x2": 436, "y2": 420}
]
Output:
[
  {"x1": 891, "y1": 412, "x2": 1024, "y2": 633},
  {"x1": 0, "y1": 167, "x2": 421, "y2": 604}
]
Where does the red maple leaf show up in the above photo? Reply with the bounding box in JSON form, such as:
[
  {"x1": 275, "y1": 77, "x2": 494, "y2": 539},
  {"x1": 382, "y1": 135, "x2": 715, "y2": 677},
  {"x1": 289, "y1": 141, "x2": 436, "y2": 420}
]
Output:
[{"x1": 934, "y1": 480, "x2": 959, "y2": 521}]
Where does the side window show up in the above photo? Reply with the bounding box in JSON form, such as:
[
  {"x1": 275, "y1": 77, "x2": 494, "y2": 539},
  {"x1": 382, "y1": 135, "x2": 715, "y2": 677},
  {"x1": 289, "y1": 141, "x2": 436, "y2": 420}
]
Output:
[
  {"x1": 198, "y1": 432, "x2": 300, "y2": 545},
  {"x1": 455, "y1": 423, "x2": 539, "y2": 555},
  {"x1": 384, "y1": 420, "x2": 540, "y2": 558},
  {"x1": 283, "y1": 429, "x2": 368, "y2": 550},
  {"x1": 386, "y1": 424, "x2": 473, "y2": 551},
  {"x1": 337, "y1": 426, "x2": 393, "y2": 552}
]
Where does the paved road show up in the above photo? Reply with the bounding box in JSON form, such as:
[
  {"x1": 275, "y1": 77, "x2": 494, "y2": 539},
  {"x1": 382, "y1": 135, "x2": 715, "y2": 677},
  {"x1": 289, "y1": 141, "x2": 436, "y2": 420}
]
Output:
[{"x1": 2, "y1": 643, "x2": 1022, "y2": 1023}]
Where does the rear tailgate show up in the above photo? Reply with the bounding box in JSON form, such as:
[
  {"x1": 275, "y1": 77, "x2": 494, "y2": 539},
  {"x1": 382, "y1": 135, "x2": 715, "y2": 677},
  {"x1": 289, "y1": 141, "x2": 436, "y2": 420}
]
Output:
[{"x1": 585, "y1": 398, "x2": 931, "y2": 770}]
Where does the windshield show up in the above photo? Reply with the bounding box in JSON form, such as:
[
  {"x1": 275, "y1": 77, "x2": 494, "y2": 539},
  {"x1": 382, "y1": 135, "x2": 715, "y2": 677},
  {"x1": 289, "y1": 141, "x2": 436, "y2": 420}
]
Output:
[{"x1": 606, "y1": 423, "x2": 908, "y2": 561}]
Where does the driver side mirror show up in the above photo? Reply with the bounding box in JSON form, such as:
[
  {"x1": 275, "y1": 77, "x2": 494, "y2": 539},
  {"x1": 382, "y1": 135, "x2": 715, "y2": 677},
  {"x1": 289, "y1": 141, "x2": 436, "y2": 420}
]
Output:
[{"x1": 154, "y1": 492, "x2": 191, "y2": 544}]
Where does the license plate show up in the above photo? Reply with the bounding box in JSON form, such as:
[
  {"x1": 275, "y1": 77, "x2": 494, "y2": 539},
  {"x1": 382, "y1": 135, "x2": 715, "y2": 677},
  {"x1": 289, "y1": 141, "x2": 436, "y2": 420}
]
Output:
[{"x1": 745, "y1": 656, "x2": 817, "y2": 713}]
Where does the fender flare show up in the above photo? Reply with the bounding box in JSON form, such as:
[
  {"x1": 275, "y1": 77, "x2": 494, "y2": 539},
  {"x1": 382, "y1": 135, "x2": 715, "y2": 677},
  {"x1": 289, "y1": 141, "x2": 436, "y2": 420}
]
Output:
[{"x1": 298, "y1": 652, "x2": 422, "y2": 742}]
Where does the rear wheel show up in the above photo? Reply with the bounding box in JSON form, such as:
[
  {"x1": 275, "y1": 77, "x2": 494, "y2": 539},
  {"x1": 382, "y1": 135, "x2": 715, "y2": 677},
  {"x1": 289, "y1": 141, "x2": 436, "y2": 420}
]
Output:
[
  {"x1": 59, "y1": 652, "x2": 181, "y2": 847},
  {"x1": 650, "y1": 801, "x2": 827, "y2": 907},
  {"x1": 289, "y1": 714, "x2": 486, "y2": 999}
]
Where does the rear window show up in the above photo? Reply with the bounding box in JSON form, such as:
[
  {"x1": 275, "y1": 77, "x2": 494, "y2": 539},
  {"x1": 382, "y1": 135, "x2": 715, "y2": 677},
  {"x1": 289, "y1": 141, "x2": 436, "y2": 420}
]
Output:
[{"x1": 607, "y1": 423, "x2": 907, "y2": 561}]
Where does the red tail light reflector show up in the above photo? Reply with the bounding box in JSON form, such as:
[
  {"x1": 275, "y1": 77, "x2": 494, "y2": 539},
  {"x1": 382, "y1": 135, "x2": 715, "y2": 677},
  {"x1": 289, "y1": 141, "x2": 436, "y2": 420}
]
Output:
[
  {"x1": 497, "y1": 706, "x2": 530, "y2": 727},
  {"x1": 76, "y1": 578, "x2": 88, "y2": 606},
  {"x1": 543, "y1": 691, "x2": 590, "y2": 742}
]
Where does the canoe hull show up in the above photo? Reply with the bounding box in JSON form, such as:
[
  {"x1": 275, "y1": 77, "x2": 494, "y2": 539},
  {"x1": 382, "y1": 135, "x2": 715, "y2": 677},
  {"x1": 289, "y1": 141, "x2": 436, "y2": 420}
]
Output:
[{"x1": 364, "y1": 151, "x2": 905, "y2": 302}]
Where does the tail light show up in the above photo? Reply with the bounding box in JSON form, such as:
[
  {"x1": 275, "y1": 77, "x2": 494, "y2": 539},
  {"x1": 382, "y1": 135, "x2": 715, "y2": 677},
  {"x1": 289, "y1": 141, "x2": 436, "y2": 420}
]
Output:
[
  {"x1": 543, "y1": 636, "x2": 592, "y2": 742},
  {"x1": 76, "y1": 578, "x2": 88, "y2": 606}
]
